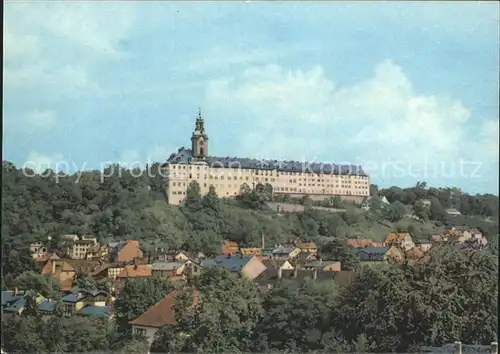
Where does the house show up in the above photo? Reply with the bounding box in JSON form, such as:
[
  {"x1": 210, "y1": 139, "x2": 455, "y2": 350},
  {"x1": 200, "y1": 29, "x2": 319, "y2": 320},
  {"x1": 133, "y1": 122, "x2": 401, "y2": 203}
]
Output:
[
  {"x1": 446, "y1": 227, "x2": 483, "y2": 243},
  {"x1": 262, "y1": 260, "x2": 295, "y2": 271},
  {"x1": 222, "y1": 241, "x2": 239, "y2": 255},
  {"x1": 346, "y1": 238, "x2": 376, "y2": 248},
  {"x1": 294, "y1": 251, "x2": 318, "y2": 263},
  {"x1": 2, "y1": 291, "x2": 46, "y2": 316},
  {"x1": 455, "y1": 237, "x2": 489, "y2": 251},
  {"x1": 92, "y1": 263, "x2": 124, "y2": 281},
  {"x1": 152, "y1": 250, "x2": 205, "y2": 263},
  {"x1": 384, "y1": 233, "x2": 415, "y2": 251},
  {"x1": 200, "y1": 254, "x2": 266, "y2": 280},
  {"x1": 116, "y1": 264, "x2": 152, "y2": 280},
  {"x1": 108, "y1": 240, "x2": 143, "y2": 263},
  {"x1": 272, "y1": 245, "x2": 301, "y2": 260},
  {"x1": 414, "y1": 239, "x2": 433, "y2": 252},
  {"x1": 361, "y1": 196, "x2": 390, "y2": 211},
  {"x1": 355, "y1": 246, "x2": 403, "y2": 264},
  {"x1": 300, "y1": 259, "x2": 341, "y2": 272},
  {"x1": 239, "y1": 248, "x2": 262, "y2": 256},
  {"x1": 85, "y1": 244, "x2": 109, "y2": 261},
  {"x1": 255, "y1": 267, "x2": 357, "y2": 293},
  {"x1": 294, "y1": 238, "x2": 318, "y2": 254},
  {"x1": 67, "y1": 236, "x2": 98, "y2": 260},
  {"x1": 150, "y1": 260, "x2": 195, "y2": 279},
  {"x1": 445, "y1": 208, "x2": 462, "y2": 216},
  {"x1": 360, "y1": 196, "x2": 371, "y2": 211},
  {"x1": 41, "y1": 256, "x2": 77, "y2": 292},
  {"x1": 38, "y1": 298, "x2": 59, "y2": 319},
  {"x1": 78, "y1": 305, "x2": 114, "y2": 320},
  {"x1": 173, "y1": 251, "x2": 193, "y2": 261},
  {"x1": 29, "y1": 242, "x2": 48, "y2": 260},
  {"x1": 430, "y1": 234, "x2": 447, "y2": 243},
  {"x1": 129, "y1": 290, "x2": 199, "y2": 345},
  {"x1": 60, "y1": 289, "x2": 109, "y2": 317}
]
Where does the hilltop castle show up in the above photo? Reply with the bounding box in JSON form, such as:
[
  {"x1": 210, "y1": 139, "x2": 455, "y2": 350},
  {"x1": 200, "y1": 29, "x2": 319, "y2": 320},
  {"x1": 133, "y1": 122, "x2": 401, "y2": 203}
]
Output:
[{"x1": 162, "y1": 111, "x2": 370, "y2": 205}]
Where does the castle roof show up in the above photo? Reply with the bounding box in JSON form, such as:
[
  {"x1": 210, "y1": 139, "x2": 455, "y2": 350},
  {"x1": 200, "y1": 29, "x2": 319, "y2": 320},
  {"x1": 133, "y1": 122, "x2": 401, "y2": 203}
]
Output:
[{"x1": 164, "y1": 147, "x2": 367, "y2": 176}]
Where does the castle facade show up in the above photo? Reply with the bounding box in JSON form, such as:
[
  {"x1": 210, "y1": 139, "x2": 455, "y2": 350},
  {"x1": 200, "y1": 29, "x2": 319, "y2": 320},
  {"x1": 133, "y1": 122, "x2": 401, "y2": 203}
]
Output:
[{"x1": 163, "y1": 112, "x2": 370, "y2": 205}]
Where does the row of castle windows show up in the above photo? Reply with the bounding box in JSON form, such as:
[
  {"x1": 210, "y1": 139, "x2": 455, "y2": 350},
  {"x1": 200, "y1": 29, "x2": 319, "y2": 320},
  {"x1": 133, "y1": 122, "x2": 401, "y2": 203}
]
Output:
[{"x1": 168, "y1": 164, "x2": 368, "y2": 179}]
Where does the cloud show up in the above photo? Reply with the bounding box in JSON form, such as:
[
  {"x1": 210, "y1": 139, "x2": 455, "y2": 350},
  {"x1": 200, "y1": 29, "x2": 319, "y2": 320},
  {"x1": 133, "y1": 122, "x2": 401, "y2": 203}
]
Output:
[
  {"x1": 25, "y1": 110, "x2": 57, "y2": 128},
  {"x1": 206, "y1": 60, "x2": 498, "y2": 189},
  {"x1": 23, "y1": 152, "x2": 64, "y2": 173},
  {"x1": 3, "y1": 2, "x2": 135, "y2": 100}
]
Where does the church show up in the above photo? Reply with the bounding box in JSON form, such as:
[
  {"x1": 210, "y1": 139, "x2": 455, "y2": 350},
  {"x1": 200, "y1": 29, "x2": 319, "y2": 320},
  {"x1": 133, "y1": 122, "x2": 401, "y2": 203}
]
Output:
[{"x1": 162, "y1": 111, "x2": 370, "y2": 205}]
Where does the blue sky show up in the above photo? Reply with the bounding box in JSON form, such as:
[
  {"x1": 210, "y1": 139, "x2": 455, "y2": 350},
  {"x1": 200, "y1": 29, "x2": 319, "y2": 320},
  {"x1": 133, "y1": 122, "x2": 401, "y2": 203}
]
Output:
[{"x1": 4, "y1": 2, "x2": 499, "y2": 194}]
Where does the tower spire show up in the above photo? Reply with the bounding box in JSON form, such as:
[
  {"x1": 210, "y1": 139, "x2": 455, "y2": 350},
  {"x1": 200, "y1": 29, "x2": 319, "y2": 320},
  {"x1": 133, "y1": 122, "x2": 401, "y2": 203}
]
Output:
[{"x1": 197, "y1": 107, "x2": 202, "y2": 120}]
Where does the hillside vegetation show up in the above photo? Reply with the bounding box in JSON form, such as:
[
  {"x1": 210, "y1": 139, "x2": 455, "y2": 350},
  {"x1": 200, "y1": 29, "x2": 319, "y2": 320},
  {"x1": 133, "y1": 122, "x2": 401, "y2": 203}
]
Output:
[{"x1": 2, "y1": 162, "x2": 498, "y2": 255}]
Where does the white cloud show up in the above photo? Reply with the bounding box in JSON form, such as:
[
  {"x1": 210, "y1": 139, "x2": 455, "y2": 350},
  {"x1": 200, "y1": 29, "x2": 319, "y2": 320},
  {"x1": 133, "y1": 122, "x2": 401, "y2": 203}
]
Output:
[
  {"x1": 206, "y1": 60, "x2": 498, "y2": 187},
  {"x1": 26, "y1": 110, "x2": 57, "y2": 128},
  {"x1": 23, "y1": 152, "x2": 64, "y2": 173},
  {"x1": 3, "y1": 2, "x2": 135, "y2": 98}
]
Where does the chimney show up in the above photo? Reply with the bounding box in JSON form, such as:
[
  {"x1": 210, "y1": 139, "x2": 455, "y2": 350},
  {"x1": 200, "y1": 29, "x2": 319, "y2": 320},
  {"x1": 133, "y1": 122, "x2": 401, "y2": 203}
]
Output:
[
  {"x1": 454, "y1": 342, "x2": 462, "y2": 354},
  {"x1": 491, "y1": 342, "x2": 498, "y2": 354},
  {"x1": 313, "y1": 268, "x2": 317, "y2": 280},
  {"x1": 14, "y1": 287, "x2": 18, "y2": 295},
  {"x1": 293, "y1": 268, "x2": 298, "y2": 278},
  {"x1": 278, "y1": 267, "x2": 282, "y2": 279}
]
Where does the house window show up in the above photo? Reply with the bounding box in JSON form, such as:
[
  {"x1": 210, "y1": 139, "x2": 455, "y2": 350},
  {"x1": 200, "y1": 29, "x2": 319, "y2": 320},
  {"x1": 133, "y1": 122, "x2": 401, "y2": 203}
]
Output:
[{"x1": 134, "y1": 327, "x2": 147, "y2": 337}]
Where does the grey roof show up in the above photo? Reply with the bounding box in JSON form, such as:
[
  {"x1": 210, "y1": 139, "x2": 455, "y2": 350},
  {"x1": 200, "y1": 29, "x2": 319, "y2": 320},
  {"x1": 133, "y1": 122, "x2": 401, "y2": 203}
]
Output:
[
  {"x1": 201, "y1": 254, "x2": 254, "y2": 272},
  {"x1": 3, "y1": 296, "x2": 27, "y2": 312},
  {"x1": 1, "y1": 291, "x2": 15, "y2": 307},
  {"x1": 78, "y1": 305, "x2": 113, "y2": 317},
  {"x1": 38, "y1": 299, "x2": 57, "y2": 313},
  {"x1": 150, "y1": 261, "x2": 186, "y2": 271},
  {"x1": 165, "y1": 147, "x2": 367, "y2": 176},
  {"x1": 108, "y1": 241, "x2": 127, "y2": 252},
  {"x1": 61, "y1": 290, "x2": 108, "y2": 303},
  {"x1": 355, "y1": 246, "x2": 390, "y2": 261}
]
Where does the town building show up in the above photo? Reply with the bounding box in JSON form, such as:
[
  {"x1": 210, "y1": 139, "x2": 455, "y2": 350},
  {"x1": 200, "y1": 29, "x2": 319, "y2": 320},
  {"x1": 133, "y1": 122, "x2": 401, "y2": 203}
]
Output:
[
  {"x1": 200, "y1": 254, "x2": 266, "y2": 280},
  {"x1": 384, "y1": 233, "x2": 415, "y2": 251},
  {"x1": 162, "y1": 111, "x2": 370, "y2": 205},
  {"x1": 129, "y1": 290, "x2": 199, "y2": 345},
  {"x1": 66, "y1": 236, "x2": 98, "y2": 260},
  {"x1": 108, "y1": 240, "x2": 143, "y2": 263}
]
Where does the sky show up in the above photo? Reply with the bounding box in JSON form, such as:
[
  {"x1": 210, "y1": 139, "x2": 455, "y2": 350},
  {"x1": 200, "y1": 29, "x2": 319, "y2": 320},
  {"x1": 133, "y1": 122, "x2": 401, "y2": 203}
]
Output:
[{"x1": 3, "y1": 1, "x2": 499, "y2": 194}]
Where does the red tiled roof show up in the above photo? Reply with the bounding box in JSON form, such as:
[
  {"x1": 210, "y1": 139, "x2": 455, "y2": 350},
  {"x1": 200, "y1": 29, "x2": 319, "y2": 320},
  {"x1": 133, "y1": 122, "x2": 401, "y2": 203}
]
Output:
[
  {"x1": 129, "y1": 290, "x2": 199, "y2": 328},
  {"x1": 385, "y1": 233, "x2": 411, "y2": 243},
  {"x1": 346, "y1": 238, "x2": 375, "y2": 248},
  {"x1": 117, "y1": 265, "x2": 151, "y2": 278}
]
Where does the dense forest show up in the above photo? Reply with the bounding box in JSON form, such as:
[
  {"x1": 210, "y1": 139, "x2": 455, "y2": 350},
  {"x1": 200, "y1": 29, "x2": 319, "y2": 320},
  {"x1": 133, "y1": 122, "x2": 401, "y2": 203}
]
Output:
[{"x1": 1, "y1": 161, "x2": 498, "y2": 353}]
